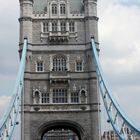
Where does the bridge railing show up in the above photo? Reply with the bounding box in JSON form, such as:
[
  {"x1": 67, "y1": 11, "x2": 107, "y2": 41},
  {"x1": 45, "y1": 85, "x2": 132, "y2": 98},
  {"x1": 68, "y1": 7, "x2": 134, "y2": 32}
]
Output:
[
  {"x1": 91, "y1": 38, "x2": 140, "y2": 140},
  {"x1": 0, "y1": 38, "x2": 28, "y2": 140}
]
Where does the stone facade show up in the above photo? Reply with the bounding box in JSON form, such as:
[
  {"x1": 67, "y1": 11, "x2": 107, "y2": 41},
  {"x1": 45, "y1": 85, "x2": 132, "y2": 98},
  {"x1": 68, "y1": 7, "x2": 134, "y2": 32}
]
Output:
[{"x1": 19, "y1": 0, "x2": 100, "y2": 140}]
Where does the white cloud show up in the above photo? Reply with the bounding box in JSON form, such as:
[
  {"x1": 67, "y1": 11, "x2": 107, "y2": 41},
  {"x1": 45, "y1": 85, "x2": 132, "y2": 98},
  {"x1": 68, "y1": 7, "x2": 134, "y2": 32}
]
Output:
[
  {"x1": 98, "y1": 0, "x2": 140, "y2": 126},
  {"x1": 0, "y1": 96, "x2": 11, "y2": 116},
  {"x1": 0, "y1": 0, "x2": 19, "y2": 96},
  {"x1": 0, "y1": 0, "x2": 19, "y2": 126}
]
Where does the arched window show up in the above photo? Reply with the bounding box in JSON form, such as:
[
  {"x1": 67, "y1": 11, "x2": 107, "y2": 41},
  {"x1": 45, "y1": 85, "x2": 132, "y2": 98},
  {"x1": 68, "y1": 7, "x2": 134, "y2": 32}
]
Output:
[
  {"x1": 60, "y1": 4, "x2": 66, "y2": 14},
  {"x1": 53, "y1": 56, "x2": 67, "y2": 71},
  {"x1": 52, "y1": 21, "x2": 57, "y2": 32},
  {"x1": 52, "y1": 4, "x2": 57, "y2": 14}
]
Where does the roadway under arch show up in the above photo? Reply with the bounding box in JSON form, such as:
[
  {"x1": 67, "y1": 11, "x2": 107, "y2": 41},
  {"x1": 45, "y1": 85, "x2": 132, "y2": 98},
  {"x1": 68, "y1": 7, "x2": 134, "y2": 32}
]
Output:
[{"x1": 38, "y1": 120, "x2": 86, "y2": 140}]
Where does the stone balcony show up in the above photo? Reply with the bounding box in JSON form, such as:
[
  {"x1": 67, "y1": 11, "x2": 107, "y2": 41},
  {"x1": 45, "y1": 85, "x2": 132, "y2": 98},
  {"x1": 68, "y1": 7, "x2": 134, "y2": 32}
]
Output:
[
  {"x1": 41, "y1": 31, "x2": 69, "y2": 42},
  {"x1": 49, "y1": 70, "x2": 70, "y2": 86},
  {"x1": 30, "y1": 104, "x2": 90, "y2": 112},
  {"x1": 50, "y1": 70, "x2": 68, "y2": 77}
]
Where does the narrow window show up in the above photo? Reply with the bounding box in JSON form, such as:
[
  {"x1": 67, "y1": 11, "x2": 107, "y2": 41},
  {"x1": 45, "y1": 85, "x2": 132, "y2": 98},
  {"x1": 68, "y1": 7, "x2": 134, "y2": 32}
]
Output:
[
  {"x1": 69, "y1": 21, "x2": 75, "y2": 32},
  {"x1": 71, "y1": 92, "x2": 79, "y2": 103},
  {"x1": 53, "y1": 56, "x2": 67, "y2": 71},
  {"x1": 61, "y1": 22, "x2": 66, "y2": 32},
  {"x1": 36, "y1": 61, "x2": 44, "y2": 72},
  {"x1": 52, "y1": 21, "x2": 57, "y2": 32},
  {"x1": 52, "y1": 4, "x2": 57, "y2": 14},
  {"x1": 43, "y1": 22, "x2": 49, "y2": 32},
  {"x1": 41, "y1": 92, "x2": 49, "y2": 104},
  {"x1": 76, "y1": 61, "x2": 83, "y2": 71},
  {"x1": 53, "y1": 89, "x2": 68, "y2": 103},
  {"x1": 60, "y1": 4, "x2": 66, "y2": 14}
]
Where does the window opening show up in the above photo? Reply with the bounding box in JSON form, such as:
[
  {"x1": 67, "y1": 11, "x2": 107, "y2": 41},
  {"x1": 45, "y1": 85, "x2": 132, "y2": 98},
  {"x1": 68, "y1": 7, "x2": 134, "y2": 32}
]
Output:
[
  {"x1": 53, "y1": 89, "x2": 68, "y2": 103},
  {"x1": 71, "y1": 92, "x2": 79, "y2": 103},
  {"x1": 60, "y1": 4, "x2": 66, "y2": 14},
  {"x1": 53, "y1": 56, "x2": 67, "y2": 71},
  {"x1": 41, "y1": 92, "x2": 49, "y2": 103},
  {"x1": 76, "y1": 61, "x2": 83, "y2": 71},
  {"x1": 52, "y1": 4, "x2": 57, "y2": 14},
  {"x1": 69, "y1": 21, "x2": 75, "y2": 32},
  {"x1": 52, "y1": 21, "x2": 57, "y2": 32},
  {"x1": 36, "y1": 61, "x2": 44, "y2": 72},
  {"x1": 43, "y1": 22, "x2": 49, "y2": 32},
  {"x1": 61, "y1": 22, "x2": 66, "y2": 32}
]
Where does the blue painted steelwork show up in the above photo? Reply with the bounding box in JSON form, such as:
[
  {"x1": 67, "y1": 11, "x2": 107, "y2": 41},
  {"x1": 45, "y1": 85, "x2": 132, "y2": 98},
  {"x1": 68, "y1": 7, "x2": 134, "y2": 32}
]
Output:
[
  {"x1": 0, "y1": 37, "x2": 140, "y2": 139},
  {"x1": 91, "y1": 39, "x2": 140, "y2": 140},
  {"x1": 0, "y1": 38, "x2": 28, "y2": 140}
]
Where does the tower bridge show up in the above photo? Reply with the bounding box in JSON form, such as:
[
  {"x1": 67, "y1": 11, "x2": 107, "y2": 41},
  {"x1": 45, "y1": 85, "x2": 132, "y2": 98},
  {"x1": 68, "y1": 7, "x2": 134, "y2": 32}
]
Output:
[
  {"x1": 0, "y1": 0, "x2": 140, "y2": 140},
  {"x1": 20, "y1": 0, "x2": 100, "y2": 139}
]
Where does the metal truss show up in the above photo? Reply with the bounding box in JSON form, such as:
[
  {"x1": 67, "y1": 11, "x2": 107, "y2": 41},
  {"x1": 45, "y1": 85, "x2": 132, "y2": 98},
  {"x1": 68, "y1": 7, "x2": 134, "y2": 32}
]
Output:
[
  {"x1": 0, "y1": 38, "x2": 28, "y2": 140},
  {"x1": 91, "y1": 39, "x2": 140, "y2": 140},
  {"x1": 0, "y1": 38, "x2": 140, "y2": 140}
]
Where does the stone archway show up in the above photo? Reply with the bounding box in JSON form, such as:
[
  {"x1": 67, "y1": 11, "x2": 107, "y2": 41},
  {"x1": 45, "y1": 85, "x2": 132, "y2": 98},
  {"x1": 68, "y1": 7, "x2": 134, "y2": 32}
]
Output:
[{"x1": 38, "y1": 120, "x2": 85, "y2": 140}]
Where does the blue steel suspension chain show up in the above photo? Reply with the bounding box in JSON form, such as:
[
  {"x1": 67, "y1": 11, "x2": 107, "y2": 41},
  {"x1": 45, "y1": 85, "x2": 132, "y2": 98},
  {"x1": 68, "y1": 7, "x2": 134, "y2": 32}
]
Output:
[
  {"x1": 91, "y1": 38, "x2": 140, "y2": 140},
  {"x1": 0, "y1": 38, "x2": 28, "y2": 140}
]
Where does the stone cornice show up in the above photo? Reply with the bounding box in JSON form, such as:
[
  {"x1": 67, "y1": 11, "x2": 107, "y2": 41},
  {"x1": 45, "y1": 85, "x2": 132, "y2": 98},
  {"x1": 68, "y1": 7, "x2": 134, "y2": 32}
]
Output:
[
  {"x1": 19, "y1": 17, "x2": 33, "y2": 22},
  {"x1": 84, "y1": 16, "x2": 99, "y2": 21},
  {"x1": 18, "y1": 16, "x2": 99, "y2": 22},
  {"x1": 19, "y1": 0, "x2": 33, "y2": 3},
  {"x1": 19, "y1": 41, "x2": 99, "y2": 46}
]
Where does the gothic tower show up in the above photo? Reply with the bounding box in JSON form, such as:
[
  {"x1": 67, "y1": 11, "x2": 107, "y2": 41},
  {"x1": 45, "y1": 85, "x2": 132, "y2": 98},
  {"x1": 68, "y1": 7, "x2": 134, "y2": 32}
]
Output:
[{"x1": 19, "y1": 0, "x2": 100, "y2": 140}]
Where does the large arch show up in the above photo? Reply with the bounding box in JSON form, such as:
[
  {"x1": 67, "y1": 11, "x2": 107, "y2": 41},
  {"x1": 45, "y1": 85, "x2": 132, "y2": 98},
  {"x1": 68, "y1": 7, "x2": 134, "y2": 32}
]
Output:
[{"x1": 37, "y1": 120, "x2": 86, "y2": 140}]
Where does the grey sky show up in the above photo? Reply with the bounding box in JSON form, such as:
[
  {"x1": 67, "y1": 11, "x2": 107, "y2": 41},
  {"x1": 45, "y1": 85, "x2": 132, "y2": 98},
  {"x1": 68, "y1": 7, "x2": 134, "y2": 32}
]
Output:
[{"x1": 0, "y1": 0, "x2": 140, "y2": 130}]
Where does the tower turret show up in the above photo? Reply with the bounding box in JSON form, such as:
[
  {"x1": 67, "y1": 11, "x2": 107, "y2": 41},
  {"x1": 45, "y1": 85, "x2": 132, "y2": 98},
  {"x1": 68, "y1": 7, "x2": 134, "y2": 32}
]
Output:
[
  {"x1": 19, "y1": 0, "x2": 33, "y2": 43},
  {"x1": 84, "y1": 0, "x2": 99, "y2": 43}
]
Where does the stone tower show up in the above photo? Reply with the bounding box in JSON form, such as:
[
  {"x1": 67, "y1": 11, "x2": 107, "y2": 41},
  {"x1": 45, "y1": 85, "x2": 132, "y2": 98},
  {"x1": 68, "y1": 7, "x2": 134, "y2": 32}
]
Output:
[{"x1": 19, "y1": 0, "x2": 100, "y2": 140}]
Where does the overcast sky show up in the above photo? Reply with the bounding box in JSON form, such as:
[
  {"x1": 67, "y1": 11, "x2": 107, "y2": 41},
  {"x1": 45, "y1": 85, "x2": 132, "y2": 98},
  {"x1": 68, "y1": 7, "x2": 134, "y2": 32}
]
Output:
[{"x1": 0, "y1": 0, "x2": 140, "y2": 131}]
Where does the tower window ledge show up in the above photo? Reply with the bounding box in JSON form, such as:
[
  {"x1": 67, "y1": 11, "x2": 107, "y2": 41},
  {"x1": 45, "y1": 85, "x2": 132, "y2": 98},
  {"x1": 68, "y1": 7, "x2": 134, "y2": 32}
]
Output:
[
  {"x1": 50, "y1": 79, "x2": 69, "y2": 86},
  {"x1": 31, "y1": 104, "x2": 90, "y2": 112},
  {"x1": 40, "y1": 32, "x2": 49, "y2": 38},
  {"x1": 41, "y1": 32, "x2": 77, "y2": 42},
  {"x1": 41, "y1": 32, "x2": 69, "y2": 42},
  {"x1": 33, "y1": 12, "x2": 48, "y2": 18},
  {"x1": 69, "y1": 32, "x2": 77, "y2": 37},
  {"x1": 50, "y1": 70, "x2": 68, "y2": 76},
  {"x1": 48, "y1": 36, "x2": 69, "y2": 42},
  {"x1": 49, "y1": 31, "x2": 69, "y2": 37}
]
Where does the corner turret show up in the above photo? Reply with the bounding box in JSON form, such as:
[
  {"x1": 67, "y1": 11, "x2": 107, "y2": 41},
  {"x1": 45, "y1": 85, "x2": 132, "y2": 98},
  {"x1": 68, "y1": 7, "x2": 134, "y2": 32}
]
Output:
[
  {"x1": 84, "y1": 0, "x2": 97, "y2": 17},
  {"x1": 84, "y1": 0, "x2": 99, "y2": 43},
  {"x1": 19, "y1": 0, "x2": 33, "y2": 43}
]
